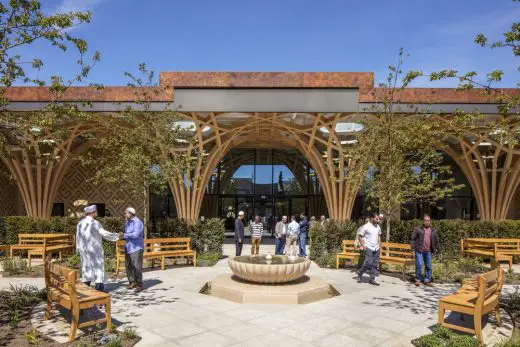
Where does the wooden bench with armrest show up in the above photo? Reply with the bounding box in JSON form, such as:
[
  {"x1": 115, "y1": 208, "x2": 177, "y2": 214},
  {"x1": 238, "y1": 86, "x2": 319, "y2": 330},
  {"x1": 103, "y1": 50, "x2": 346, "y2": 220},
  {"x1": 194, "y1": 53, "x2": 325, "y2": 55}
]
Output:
[
  {"x1": 44, "y1": 255, "x2": 111, "y2": 341},
  {"x1": 379, "y1": 242, "x2": 415, "y2": 281},
  {"x1": 438, "y1": 266, "x2": 504, "y2": 344},
  {"x1": 461, "y1": 239, "x2": 513, "y2": 270},
  {"x1": 336, "y1": 240, "x2": 361, "y2": 269},
  {"x1": 115, "y1": 237, "x2": 197, "y2": 274}
]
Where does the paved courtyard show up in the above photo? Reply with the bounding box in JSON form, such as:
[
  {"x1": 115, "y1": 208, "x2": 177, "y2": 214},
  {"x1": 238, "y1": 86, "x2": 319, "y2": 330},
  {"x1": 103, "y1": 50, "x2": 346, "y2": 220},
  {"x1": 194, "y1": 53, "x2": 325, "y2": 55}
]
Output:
[{"x1": 0, "y1": 241, "x2": 515, "y2": 346}]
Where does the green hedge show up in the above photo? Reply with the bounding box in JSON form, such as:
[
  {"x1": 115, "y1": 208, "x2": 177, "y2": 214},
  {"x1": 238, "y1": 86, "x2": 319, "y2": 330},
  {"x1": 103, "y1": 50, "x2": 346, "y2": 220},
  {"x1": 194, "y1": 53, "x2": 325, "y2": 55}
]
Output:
[
  {"x1": 0, "y1": 216, "x2": 225, "y2": 258},
  {"x1": 310, "y1": 219, "x2": 520, "y2": 264},
  {"x1": 153, "y1": 217, "x2": 225, "y2": 256}
]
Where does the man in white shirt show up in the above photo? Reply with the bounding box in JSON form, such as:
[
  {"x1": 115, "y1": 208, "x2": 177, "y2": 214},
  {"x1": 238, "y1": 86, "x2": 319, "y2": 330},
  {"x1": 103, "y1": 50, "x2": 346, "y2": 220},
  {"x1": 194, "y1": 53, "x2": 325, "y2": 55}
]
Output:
[
  {"x1": 250, "y1": 215, "x2": 263, "y2": 256},
  {"x1": 357, "y1": 213, "x2": 382, "y2": 286},
  {"x1": 284, "y1": 215, "x2": 300, "y2": 256}
]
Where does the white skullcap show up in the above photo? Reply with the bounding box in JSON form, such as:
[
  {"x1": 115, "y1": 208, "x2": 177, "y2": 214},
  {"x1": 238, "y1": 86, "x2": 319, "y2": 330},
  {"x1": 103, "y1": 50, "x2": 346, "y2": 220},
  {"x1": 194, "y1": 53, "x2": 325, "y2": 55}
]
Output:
[
  {"x1": 84, "y1": 205, "x2": 97, "y2": 213},
  {"x1": 125, "y1": 207, "x2": 137, "y2": 215},
  {"x1": 238, "y1": 211, "x2": 244, "y2": 216}
]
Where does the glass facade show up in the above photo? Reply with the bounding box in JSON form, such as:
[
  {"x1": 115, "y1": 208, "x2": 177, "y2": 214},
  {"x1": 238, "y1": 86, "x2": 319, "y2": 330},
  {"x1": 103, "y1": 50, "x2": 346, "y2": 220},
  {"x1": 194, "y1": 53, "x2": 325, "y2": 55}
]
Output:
[{"x1": 150, "y1": 149, "x2": 479, "y2": 234}]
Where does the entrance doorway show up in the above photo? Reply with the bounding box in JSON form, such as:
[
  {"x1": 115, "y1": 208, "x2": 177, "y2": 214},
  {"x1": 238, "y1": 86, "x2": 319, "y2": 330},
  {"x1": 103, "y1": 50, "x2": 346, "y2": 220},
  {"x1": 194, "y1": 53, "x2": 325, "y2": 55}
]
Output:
[{"x1": 254, "y1": 196, "x2": 273, "y2": 236}]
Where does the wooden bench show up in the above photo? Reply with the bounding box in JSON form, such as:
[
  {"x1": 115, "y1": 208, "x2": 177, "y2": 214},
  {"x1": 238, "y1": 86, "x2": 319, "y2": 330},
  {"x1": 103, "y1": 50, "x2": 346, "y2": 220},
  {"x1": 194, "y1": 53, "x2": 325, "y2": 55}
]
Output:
[
  {"x1": 27, "y1": 234, "x2": 75, "y2": 267},
  {"x1": 461, "y1": 239, "x2": 513, "y2": 270},
  {"x1": 9, "y1": 234, "x2": 75, "y2": 266},
  {"x1": 438, "y1": 266, "x2": 504, "y2": 343},
  {"x1": 44, "y1": 255, "x2": 111, "y2": 341},
  {"x1": 379, "y1": 242, "x2": 415, "y2": 280},
  {"x1": 115, "y1": 237, "x2": 197, "y2": 274},
  {"x1": 336, "y1": 240, "x2": 361, "y2": 269}
]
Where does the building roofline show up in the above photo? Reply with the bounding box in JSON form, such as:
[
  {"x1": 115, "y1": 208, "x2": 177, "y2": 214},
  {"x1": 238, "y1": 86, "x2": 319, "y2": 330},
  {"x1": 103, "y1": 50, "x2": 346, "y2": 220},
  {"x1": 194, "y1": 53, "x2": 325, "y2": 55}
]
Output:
[{"x1": 2, "y1": 72, "x2": 519, "y2": 105}]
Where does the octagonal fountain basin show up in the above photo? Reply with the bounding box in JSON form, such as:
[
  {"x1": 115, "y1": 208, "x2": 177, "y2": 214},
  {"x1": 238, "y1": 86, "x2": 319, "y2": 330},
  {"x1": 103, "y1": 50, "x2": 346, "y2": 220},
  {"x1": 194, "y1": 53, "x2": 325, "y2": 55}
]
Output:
[{"x1": 228, "y1": 255, "x2": 311, "y2": 284}]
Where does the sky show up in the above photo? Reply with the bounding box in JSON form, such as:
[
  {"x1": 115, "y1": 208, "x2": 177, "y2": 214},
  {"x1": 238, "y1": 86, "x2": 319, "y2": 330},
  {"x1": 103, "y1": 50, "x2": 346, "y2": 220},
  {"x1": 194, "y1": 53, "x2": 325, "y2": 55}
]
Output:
[{"x1": 14, "y1": 0, "x2": 520, "y2": 87}]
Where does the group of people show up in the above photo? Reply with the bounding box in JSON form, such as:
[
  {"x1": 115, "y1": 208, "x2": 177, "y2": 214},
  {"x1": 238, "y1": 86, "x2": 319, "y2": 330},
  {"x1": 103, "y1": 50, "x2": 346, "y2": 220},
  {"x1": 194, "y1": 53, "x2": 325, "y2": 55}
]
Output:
[
  {"x1": 234, "y1": 212, "x2": 328, "y2": 257},
  {"x1": 355, "y1": 212, "x2": 440, "y2": 286},
  {"x1": 75, "y1": 205, "x2": 146, "y2": 293}
]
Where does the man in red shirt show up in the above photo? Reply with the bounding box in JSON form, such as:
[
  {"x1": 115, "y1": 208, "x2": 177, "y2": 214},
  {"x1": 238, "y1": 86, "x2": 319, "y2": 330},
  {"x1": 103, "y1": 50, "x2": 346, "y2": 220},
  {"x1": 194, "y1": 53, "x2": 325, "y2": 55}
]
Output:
[{"x1": 410, "y1": 215, "x2": 440, "y2": 286}]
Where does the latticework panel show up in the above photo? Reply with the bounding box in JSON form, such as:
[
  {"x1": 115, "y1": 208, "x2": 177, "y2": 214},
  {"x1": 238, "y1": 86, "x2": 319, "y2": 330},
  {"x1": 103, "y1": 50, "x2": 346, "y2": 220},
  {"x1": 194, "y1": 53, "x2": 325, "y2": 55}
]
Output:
[{"x1": 55, "y1": 161, "x2": 144, "y2": 217}]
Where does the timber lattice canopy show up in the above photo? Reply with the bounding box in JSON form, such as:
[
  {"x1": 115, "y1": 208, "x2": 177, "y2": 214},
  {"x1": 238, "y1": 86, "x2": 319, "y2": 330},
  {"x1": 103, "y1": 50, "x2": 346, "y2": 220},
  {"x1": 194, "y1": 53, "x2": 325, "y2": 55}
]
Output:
[{"x1": 2, "y1": 72, "x2": 519, "y2": 220}]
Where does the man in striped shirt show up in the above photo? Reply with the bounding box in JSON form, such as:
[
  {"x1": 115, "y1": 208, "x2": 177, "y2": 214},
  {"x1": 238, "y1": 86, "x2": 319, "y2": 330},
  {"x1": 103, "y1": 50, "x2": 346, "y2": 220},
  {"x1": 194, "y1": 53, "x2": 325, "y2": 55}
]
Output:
[{"x1": 250, "y1": 215, "x2": 263, "y2": 256}]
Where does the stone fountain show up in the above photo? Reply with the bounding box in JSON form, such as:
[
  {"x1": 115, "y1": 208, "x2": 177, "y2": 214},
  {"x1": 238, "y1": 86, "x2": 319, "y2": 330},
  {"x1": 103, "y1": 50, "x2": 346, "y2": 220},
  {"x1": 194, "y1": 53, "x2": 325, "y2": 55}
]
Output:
[{"x1": 205, "y1": 252, "x2": 335, "y2": 304}]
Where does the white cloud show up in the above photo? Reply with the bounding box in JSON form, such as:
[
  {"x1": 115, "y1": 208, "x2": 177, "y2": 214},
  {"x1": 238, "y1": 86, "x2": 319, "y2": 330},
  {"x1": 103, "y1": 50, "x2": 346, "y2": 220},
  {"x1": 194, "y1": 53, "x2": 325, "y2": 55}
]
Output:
[{"x1": 55, "y1": 0, "x2": 106, "y2": 14}]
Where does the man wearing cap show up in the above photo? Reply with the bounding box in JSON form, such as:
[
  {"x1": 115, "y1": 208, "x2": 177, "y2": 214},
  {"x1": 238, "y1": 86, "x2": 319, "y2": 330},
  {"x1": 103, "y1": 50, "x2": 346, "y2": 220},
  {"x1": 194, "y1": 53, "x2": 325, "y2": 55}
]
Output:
[
  {"x1": 123, "y1": 207, "x2": 145, "y2": 293},
  {"x1": 76, "y1": 205, "x2": 119, "y2": 292},
  {"x1": 234, "y1": 211, "x2": 245, "y2": 256}
]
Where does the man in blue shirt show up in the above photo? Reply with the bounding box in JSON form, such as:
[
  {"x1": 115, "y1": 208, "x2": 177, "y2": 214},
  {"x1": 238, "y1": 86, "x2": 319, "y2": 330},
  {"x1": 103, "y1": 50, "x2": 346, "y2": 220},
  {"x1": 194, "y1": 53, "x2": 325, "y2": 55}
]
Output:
[{"x1": 123, "y1": 207, "x2": 144, "y2": 293}]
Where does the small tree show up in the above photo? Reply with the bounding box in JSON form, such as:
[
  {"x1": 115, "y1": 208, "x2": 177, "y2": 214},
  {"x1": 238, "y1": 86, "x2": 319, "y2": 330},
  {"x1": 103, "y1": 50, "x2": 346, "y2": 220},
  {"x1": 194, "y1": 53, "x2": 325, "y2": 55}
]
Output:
[
  {"x1": 428, "y1": 6, "x2": 519, "y2": 220},
  {"x1": 364, "y1": 50, "x2": 465, "y2": 241},
  {"x1": 0, "y1": 1, "x2": 100, "y2": 219}
]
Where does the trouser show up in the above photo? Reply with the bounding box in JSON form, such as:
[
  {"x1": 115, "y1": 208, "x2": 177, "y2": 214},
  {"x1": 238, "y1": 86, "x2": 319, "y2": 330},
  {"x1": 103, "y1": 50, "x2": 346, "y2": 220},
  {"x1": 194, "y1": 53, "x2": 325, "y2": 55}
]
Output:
[
  {"x1": 235, "y1": 240, "x2": 243, "y2": 256},
  {"x1": 251, "y1": 238, "x2": 261, "y2": 255},
  {"x1": 359, "y1": 249, "x2": 380, "y2": 281},
  {"x1": 299, "y1": 232, "x2": 307, "y2": 257},
  {"x1": 284, "y1": 235, "x2": 298, "y2": 256},
  {"x1": 83, "y1": 281, "x2": 104, "y2": 292},
  {"x1": 125, "y1": 249, "x2": 144, "y2": 287},
  {"x1": 415, "y1": 251, "x2": 432, "y2": 283},
  {"x1": 275, "y1": 235, "x2": 286, "y2": 255},
  {"x1": 356, "y1": 250, "x2": 365, "y2": 270}
]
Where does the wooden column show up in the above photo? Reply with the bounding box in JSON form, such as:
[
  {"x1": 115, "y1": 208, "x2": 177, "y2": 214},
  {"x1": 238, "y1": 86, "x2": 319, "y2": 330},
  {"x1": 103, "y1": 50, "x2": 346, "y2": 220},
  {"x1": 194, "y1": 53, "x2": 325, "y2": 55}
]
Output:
[{"x1": 444, "y1": 135, "x2": 520, "y2": 220}]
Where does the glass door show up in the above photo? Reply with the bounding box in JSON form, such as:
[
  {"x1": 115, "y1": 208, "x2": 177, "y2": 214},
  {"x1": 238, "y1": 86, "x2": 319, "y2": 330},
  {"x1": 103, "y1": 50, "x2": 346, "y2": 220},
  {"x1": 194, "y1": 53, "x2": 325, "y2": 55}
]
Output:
[{"x1": 254, "y1": 196, "x2": 274, "y2": 237}]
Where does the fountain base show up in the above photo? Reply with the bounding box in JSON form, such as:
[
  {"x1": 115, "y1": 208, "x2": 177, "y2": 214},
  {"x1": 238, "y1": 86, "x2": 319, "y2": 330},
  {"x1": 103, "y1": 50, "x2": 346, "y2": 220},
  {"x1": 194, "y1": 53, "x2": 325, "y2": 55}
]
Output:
[{"x1": 204, "y1": 274, "x2": 335, "y2": 304}]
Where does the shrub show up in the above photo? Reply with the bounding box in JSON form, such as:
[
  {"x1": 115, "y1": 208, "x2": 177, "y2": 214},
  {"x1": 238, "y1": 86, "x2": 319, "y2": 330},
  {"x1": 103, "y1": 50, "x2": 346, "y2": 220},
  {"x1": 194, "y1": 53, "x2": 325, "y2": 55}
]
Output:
[
  {"x1": 24, "y1": 328, "x2": 40, "y2": 345},
  {"x1": 105, "y1": 336, "x2": 123, "y2": 347},
  {"x1": 120, "y1": 327, "x2": 138, "y2": 340},
  {"x1": 1, "y1": 258, "x2": 29, "y2": 275},
  {"x1": 196, "y1": 252, "x2": 221, "y2": 267},
  {"x1": 446, "y1": 335, "x2": 479, "y2": 347},
  {"x1": 431, "y1": 257, "x2": 488, "y2": 283},
  {"x1": 65, "y1": 253, "x2": 81, "y2": 269},
  {"x1": 494, "y1": 336, "x2": 520, "y2": 347},
  {"x1": 413, "y1": 334, "x2": 444, "y2": 347},
  {"x1": 153, "y1": 217, "x2": 225, "y2": 256}
]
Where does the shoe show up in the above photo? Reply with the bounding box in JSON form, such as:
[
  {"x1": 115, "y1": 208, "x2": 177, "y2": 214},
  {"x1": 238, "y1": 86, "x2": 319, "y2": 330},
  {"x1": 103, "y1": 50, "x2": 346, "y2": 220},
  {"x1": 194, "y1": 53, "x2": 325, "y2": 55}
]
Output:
[
  {"x1": 127, "y1": 283, "x2": 136, "y2": 289},
  {"x1": 415, "y1": 281, "x2": 421, "y2": 287},
  {"x1": 368, "y1": 280, "x2": 380, "y2": 286},
  {"x1": 134, "y1": 286, "x2": 144, "y2": 293}
]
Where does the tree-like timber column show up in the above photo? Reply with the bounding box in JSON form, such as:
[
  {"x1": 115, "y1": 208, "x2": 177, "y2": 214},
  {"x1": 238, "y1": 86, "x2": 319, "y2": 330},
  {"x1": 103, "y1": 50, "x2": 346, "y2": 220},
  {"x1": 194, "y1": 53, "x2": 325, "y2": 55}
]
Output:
[
  {"x1": 168, "y1": 114, "x2": 235, "y2": 223},
  {"x1": 0, "y1": 123, "x2": 92, "y2": 219},
  {"x1": 293, "y1": 115, "x2": 374, "y2": 221},
  {"x1": 445, "y1": 132, "x2": 520, "y2": 220}
]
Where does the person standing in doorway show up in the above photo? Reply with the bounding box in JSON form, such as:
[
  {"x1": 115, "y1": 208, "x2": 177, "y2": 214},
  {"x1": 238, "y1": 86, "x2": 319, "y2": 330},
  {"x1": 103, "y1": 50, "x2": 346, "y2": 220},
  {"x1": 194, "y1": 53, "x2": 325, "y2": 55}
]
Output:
[
  {"x1": 410, "y1": 214, "x2": 440, "y2": 287},
  {"x1": 298, "y1": 213, "x2": 309, "y2": 257},
  {"x1": 357, "y1": 213, "x2": 382, "y2": 286},
  {"x1": 123, "y1": 207, "x2": 144, "y2": 293},
  {"x1": 274, "y1": 216, "x2": 288, "y2": 255},
  {"x1": 76, "y1": 205, "x2": 119, "y2": 292},
  {"x1": 284, "y1": 215, "x2": 300, "y2": 256},
  {"x1": 250, "y1": 215, "x2": 263, "y2": 256},
  {"x1": 234, "y1": 211, "x2": 245, "y2": 256}
]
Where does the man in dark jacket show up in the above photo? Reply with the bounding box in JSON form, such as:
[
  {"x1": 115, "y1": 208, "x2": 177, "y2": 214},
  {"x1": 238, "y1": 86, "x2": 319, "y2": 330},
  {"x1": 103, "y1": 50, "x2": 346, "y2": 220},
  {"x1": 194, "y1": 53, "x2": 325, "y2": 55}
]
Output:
[
  {"x1": 410, "y1": 214, "x2": 440, "y2": 287},
  {"x1": 234, "y1": 211, "x2": 245, "y2": 256},
  {"x1": 299, "y1": 213, "x2": 309, "y2": 257}
]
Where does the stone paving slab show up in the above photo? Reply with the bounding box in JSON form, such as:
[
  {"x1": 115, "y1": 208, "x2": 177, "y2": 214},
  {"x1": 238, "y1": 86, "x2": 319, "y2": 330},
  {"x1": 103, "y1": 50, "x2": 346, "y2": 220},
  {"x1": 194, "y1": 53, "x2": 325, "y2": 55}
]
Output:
[{"x1": 2, "y1": 255, "x2": 517, "y2": 347}]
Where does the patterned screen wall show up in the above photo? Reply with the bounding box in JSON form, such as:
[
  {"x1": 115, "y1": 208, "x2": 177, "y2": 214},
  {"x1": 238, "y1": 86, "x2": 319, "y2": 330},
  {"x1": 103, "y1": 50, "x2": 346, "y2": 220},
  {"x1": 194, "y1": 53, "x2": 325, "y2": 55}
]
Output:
[
  {"x1": 55, "y1": 160, "x2": 144, "y2": 217},
  {"x1": 0, "y1": 166, "x2": 21, "y2": 216}
]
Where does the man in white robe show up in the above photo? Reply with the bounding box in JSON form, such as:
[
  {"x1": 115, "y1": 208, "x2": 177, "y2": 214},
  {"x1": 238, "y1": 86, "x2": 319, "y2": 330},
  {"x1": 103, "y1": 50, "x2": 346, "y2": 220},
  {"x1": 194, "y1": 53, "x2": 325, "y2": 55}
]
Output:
[{"x1": 76, "y1": 205, "x2": 119, "y2": 292}]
